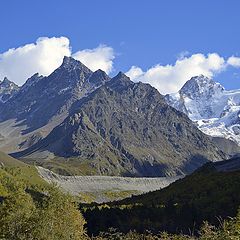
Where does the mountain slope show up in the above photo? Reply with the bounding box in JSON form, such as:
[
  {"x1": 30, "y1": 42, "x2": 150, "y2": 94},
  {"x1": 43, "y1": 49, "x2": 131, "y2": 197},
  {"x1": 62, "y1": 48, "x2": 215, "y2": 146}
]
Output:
[
  {"x1": 166, "y1": 75, "x2": 240, "y2": 145},
  {"x1": 0, "y1": 57, "x2": 110, "y2": 153},
  {"x1": 15, "y1": 72, "x2": 225, "y2": 177}
]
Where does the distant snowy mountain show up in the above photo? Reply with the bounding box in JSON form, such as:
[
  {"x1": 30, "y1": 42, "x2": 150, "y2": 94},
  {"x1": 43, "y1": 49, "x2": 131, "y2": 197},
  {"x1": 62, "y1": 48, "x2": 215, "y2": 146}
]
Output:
[{"x1": 165, "y1": 75, "x2": 240, "y2": 145}]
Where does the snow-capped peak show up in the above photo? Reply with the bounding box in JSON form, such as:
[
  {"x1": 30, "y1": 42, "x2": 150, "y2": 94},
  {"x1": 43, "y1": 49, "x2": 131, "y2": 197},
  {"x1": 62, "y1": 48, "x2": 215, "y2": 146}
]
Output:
[
  {"x1": 179, "y1": 75, "x2": 225, "y2": 100},
  {"x1": 165, "y1": 75, "x2": 240, "y2": 145}
]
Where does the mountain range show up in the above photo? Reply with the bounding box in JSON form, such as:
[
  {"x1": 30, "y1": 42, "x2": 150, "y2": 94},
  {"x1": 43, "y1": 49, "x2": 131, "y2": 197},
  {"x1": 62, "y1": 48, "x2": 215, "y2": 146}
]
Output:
[{"x1": 0, "y1": 57, "x2": 235, "y2": 177}]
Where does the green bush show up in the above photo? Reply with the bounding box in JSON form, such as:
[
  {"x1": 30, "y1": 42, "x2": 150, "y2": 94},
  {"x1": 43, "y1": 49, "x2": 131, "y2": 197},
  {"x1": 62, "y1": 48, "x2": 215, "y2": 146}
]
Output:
[{"x1": 0, "y1": 168, "x2": 88, "y2": 240}]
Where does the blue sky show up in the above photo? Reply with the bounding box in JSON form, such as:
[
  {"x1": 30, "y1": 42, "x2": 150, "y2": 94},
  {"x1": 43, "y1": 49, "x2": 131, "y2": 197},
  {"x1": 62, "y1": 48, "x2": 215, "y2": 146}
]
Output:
[{"x1": 0, "y1": 0, "x2": 240, "y2": 93}]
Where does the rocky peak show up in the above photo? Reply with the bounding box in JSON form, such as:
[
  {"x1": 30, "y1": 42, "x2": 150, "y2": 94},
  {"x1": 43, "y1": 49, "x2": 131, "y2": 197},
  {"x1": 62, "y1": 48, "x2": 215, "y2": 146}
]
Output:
[
  {"x1": 88, "y1": 69, "x2": 111, "y2": 87},
  {"x1": 0, "y1": 77, "x2": 19, "y2": 102},
  {"x1": 180, "y1": 75, "x2": 224, "y2": 99},
  {"x1": 48, "y1": 56, "x2": 92, "y2": 88},
  {"x1": 60, "y1": 56, "x2": 90, "y2": 72},
  {"x1": 107, "y1": 72, "x2": 133, "y2": 92},
  {"x1": 1, "y1": 77, "x2": 11, "y2": 85},
  {"x1": 0, "y1": 77, "x2": 18, "y2": 89},
  {"x1": 62, "y1": 56, "x2": 78, "y2": 65},
  {"x1": 115, "y1": 71, "x2": 130, "y2": 80},
  {"x1": 22, "y1": 73, "x2": 44, "y2": 90}
]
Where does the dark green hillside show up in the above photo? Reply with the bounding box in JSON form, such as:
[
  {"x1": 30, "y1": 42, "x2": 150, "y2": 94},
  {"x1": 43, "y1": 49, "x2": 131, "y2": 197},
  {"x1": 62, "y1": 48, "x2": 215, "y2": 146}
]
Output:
[{"x1": 82, "y1": 157, "x2": 240, "y2": 236}]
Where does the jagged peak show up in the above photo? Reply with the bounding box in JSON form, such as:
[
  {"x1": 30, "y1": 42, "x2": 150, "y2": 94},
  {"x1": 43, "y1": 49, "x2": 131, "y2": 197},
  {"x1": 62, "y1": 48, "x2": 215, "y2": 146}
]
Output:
[
  {"x1": 186, "y1": 75, "x2": 223, "y2": 88},
  {"x1": 106, "y1": 72, "x2": 133, "y2": 92},
  {"x1": 62, "y1": 56, "x2": 78, "y2": 65},
  {"x1": 60, "y1": 56, "x2": 91, "y2": 72},
  {"x1": 88, "y1": 69, "x2": 110, "y2": 87},
  {"x1": 191, "y1": 74, "x2": 210, "y2": 80},
  {"x1": 111, "y1": 71, "x2": 132, "y2": 84},
  {"x1": 89, "y1": 69, "x2": 110, "y2": 82},
  {"x1": 31, "y1": 72, "x2": 43, "y2": 79},
  {"x1": 27, "y1": 73, "x2": 42, "y2": 81},
  {"x1": 23, "y1": 73, "x2": 43, "y2": 87},
  {"x1": 110, "y1": 72, "x2": 131, "y2": 84},
  {"x1": 92, "y1": 69, "x2": 108, "y2": 77},
  {"x1": 2, "y1": 77, "x2": 11, "y2": 83},
  {"x1": 31, "y1": 73, "x2": 41, "y2": 78},
  {"x1": 114, "y1": 71, "x2": 130, "y2": 80},
  {"x1": 0, "y1": 77, "x2": 18, "y2": 88},
  {"x1": 187, "y1": 75, "x2": 212, "y2": 85},
  {"x1": 93, "y1": 69, "x2": 107, "y2": 75}
]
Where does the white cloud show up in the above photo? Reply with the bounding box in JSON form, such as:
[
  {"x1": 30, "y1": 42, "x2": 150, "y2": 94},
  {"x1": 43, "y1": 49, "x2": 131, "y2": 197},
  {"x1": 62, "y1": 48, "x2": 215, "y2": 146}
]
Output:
[
  {"x1": 0, "y1": 37, "x2": 115, "y2": 85},
  {"x1": 177, "y1": 50, "x2": 190, "y2": 60},
  {"x1": 125, "y1": 66, "x2": 144, "y2": 80},
  {"x1": 126, "y1": 53, "x2": 227, "y2": 94},
  {"x1": 227, "y1": 56, "x2": 240, "y2": 67},
  {"x1": 0, "y1": 37, "x2": 71, "y2": 85},
  {"x1": 72, "y1": 45, "x2": 114, "y2": 74}
]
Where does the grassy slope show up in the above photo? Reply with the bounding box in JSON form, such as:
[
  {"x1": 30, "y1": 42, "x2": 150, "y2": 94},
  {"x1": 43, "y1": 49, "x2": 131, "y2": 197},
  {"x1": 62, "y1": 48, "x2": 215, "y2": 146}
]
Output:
[
  {"x1": 20, "y1": 156, "x2": 100, "y2": 176},
  {"x1": 0, "y1": 151, "x2": 26, "y2": 167},
  {"x1": 0, "y1": 151, "x2": 47, "y2": 186}
]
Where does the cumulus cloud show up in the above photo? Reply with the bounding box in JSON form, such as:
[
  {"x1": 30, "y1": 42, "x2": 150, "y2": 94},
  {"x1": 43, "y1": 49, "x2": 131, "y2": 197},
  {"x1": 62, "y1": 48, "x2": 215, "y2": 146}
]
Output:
[
  {"x1": 126, "y1": 53, "x2": 228, "y2": 94},
  {"x1": 0, "y1": 37, "x2": 115, "y2": 85},
  {"x1": 227, "y1": 56, "x2": 240, "y2": 67},
  {"x1": 0, "y1": 37, "x2": 71, "y2": 85},
  {"x1": 72, "y1": 45, "x2": 114, "y2": 74}
]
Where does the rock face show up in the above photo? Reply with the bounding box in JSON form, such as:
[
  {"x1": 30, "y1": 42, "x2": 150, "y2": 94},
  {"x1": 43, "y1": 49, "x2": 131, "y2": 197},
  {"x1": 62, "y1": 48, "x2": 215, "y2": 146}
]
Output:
[
  {"x1": 0, "y1": 77, "x2": 19, "y2": 103},
  {"x1": 165, "y1": 75, "x2": 240, "y2": 145},
  {"x1": 14, "y1": 71, "x2": 225, "y2": 177}
]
